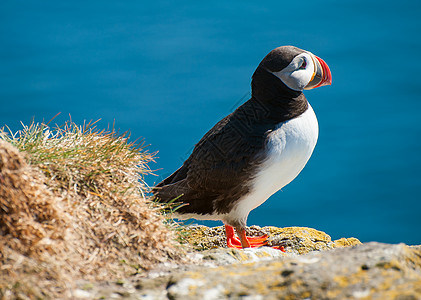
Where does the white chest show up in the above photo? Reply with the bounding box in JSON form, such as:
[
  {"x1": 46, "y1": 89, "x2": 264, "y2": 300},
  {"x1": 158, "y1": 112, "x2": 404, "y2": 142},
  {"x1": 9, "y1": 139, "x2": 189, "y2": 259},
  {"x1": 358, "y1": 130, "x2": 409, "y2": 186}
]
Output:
[
  {"x1": 260, "y1": 104, "x2": 319, "y2": 192},
  {"x1": 229, "y1": 104, "x2": 319, "y2": 223}
]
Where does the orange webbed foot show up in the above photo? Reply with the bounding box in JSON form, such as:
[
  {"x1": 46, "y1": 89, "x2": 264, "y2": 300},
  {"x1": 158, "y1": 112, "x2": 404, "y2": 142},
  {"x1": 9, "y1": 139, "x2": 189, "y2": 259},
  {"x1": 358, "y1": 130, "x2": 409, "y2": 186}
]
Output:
[
  {"x1": 225, "y1": 225, "x2": 286, "y2": 251},
  {"x1": 225, "y1": 225, "x2": 268, "y2": 249}
]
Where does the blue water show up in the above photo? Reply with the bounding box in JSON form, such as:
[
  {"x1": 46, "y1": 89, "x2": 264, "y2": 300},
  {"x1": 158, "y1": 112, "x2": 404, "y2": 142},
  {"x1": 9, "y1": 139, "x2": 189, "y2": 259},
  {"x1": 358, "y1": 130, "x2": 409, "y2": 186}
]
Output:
[{"x1": 1, "y1": 1, "x2": 420, "y2": 244}]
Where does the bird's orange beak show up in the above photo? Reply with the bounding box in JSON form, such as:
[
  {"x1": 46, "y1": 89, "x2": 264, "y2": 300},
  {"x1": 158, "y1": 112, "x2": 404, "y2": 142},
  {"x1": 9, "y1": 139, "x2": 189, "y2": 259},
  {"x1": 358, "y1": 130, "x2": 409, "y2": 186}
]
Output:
[{"x1": 305, "y1": 54, "x2": 332, "y2": 90}]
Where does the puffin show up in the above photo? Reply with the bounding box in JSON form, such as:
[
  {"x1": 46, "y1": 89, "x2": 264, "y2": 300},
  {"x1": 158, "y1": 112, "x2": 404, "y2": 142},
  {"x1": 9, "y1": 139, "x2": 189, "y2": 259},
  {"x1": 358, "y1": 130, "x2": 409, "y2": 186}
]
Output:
[{"x1": 153, "y1": 46, "x2": 332, "y2": 249}]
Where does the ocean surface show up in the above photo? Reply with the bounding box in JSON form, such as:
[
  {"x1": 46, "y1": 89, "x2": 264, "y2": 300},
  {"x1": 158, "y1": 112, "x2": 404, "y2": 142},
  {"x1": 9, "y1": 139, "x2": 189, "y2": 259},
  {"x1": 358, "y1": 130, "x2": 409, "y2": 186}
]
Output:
[{"x1": 1, "y1": 1, "x2": 420, "y2": 244}]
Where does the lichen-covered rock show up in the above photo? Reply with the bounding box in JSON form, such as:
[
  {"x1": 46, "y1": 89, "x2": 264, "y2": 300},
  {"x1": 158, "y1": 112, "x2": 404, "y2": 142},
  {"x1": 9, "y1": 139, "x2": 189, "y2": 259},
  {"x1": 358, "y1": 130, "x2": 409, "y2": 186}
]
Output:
[
  {"x1": 131, "y1": 242, "x2": 421, "y2": 300},
  {"x1": 198, "y1": 246, "x2": 288, "y2": 266},
  {"x1": 79, "y1": 226, "x2": 420, "y2": 300},
  {"x1": 180, "y1": 225, "x2": 361, "y2": 254},
  {"x1": 264, "y1": 226, "x2": 361, "y2": 254}
]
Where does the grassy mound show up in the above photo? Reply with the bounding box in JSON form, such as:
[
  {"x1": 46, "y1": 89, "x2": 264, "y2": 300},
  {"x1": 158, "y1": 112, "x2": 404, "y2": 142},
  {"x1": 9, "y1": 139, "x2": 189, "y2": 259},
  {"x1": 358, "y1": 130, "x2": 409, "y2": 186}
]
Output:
[{"x1": 0, "y1": 121, "x2": 181, "y2": 299}]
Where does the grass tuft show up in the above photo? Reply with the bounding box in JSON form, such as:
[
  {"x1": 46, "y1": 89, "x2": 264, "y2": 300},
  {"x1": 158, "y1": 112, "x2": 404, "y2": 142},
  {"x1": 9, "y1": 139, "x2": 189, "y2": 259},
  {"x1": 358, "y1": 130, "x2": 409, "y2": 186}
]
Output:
[{"x1": 0, "y1": 120, "x2": 182, "y2": 299}]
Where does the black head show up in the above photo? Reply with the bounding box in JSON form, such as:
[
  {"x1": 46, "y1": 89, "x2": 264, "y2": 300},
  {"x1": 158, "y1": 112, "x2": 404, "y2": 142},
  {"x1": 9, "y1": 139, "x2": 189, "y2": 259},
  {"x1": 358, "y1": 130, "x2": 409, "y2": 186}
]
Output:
[{"x1": 253, "y1": 45, "x2": 332, "y2": 92}]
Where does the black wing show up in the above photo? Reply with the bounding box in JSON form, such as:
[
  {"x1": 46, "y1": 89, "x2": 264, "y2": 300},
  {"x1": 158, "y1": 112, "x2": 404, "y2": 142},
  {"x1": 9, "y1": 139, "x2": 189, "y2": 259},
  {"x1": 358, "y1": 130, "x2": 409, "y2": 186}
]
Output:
[{"x1": 153, "y1": 98, "x2": 275, "y2": 215}]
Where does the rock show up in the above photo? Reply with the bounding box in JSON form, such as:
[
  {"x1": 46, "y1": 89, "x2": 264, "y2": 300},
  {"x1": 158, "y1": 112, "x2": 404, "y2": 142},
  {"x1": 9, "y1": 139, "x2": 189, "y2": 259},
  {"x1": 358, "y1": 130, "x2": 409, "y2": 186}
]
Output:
[
  {"x1": 180, "y1": 225, "x2": 361, "y2": 254},
  {"x1": 199, "y1": 246, "x2": 287, "y2": 265},
  {"x1": 80, "y1": 226, "x2": 421, "y2": 299},
  {"x1": 134, "y1": 242, "x2": 421, "y2": 300}
]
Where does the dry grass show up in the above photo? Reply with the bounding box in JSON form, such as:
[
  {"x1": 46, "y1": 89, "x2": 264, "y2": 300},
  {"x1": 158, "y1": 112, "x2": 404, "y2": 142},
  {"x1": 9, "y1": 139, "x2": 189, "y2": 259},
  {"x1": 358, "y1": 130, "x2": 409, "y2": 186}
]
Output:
[{"x1": 0, "y1": 120, "x2": 182, "y2": 299}]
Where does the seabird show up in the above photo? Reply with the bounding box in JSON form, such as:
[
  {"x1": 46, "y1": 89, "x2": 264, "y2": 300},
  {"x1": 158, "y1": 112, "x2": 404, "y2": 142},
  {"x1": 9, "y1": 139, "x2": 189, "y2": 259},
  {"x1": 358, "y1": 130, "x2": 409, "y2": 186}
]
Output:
[{"x1": 154, "y1": 46, "x2": 332, "y2": 249}]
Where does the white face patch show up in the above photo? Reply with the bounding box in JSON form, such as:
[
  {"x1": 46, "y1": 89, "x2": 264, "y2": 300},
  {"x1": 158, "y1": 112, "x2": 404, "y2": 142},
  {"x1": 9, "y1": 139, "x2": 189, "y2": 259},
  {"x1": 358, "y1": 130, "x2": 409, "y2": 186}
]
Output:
[{"x1": 271, "y1": 53, "x2": 316, "y2": 91}]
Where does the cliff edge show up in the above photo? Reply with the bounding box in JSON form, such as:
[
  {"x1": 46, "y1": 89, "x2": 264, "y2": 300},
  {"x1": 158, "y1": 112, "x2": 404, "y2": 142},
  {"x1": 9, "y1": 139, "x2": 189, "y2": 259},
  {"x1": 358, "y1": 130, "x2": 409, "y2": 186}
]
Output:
[{"x1": 1, "y1": 125, "x2": 420, "y2": 299}]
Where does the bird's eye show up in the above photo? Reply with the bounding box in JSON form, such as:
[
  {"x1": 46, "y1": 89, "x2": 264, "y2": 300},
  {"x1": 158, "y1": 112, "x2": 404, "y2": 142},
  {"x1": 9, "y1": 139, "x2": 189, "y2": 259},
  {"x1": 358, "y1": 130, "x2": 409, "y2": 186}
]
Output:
[{"x1": 299, "y1": 59, "x2": 307, "y2": 69}]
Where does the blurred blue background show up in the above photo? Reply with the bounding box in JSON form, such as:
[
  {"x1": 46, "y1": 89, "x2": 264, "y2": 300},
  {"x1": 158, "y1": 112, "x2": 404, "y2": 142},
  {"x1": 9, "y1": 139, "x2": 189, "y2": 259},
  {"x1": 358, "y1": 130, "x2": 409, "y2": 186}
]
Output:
[{"x1": 1, "y1": 1, "x2": 420, "y2": 244}]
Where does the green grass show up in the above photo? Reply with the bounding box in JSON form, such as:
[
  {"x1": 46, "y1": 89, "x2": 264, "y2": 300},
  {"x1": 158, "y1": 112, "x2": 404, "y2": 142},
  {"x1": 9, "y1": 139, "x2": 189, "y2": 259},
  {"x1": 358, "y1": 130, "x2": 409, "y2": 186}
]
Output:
[
  {"x1": 1, "y1": 119, "x2": 152, "y2": 197},
  {"x1": 0, "y1": 119, "x2": 182, "y2": 299}
]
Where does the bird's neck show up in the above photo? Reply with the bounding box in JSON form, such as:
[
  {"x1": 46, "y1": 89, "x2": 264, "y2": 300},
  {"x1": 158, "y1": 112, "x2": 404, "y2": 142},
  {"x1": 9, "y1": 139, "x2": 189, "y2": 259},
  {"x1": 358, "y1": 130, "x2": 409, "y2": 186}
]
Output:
[{"x1": 248, "y1": 66, "x2": 308, "y2": 123}]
